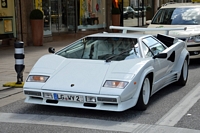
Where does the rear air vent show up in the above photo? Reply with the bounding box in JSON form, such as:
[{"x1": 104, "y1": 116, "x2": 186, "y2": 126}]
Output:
[
  {"x1": 165, "y1": 73, "x2": 178, "y2": 84},
  {"x1": 157, "y1": 34, "x2": 177, "y2": 47}
]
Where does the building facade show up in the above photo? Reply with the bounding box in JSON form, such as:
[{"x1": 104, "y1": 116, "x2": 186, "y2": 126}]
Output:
[{"x1": 0, "y1": 0, "x2": 191, "y2": 47}]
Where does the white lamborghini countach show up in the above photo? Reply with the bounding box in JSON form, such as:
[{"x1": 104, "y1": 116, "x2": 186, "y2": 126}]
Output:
[{"x1": 23, "y1": 26, "x2": 189, "y2": 112}]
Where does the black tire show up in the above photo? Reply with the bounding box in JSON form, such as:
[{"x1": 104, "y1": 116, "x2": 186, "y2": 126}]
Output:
[
  {"x1": 131, "y1": 13, "x2": 134, "y2": 19},
  {"x1": 177, "y1": 58, "x2": 188, "y2": 86},
  {"x1": 135, "y1": 76, "x2": 151, "y2": 111},
  {"x1": 126, "y1": 15, "x2": 128, "y2": 19},
  {"x1": 124, "y1": 14, "x2": 128, "y2": 19}
]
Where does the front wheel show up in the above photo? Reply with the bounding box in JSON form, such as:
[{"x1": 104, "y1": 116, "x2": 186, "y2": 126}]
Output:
[
  {"x1": 177, "y1": 59, "x2": 188, "y2": 86},
  {"x1": 135, "y1": 76, "x2": 151, "y2": 111},
  {"x1": 131, "y1": 13, "x2": 134, "y2": 19}
]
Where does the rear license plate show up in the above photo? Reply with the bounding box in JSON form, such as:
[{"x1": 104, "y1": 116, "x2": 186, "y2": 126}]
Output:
[{"x1": 54, "y1": 93, "x2": 84, "y2": 102}]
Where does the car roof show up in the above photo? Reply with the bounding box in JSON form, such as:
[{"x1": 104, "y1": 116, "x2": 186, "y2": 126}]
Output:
[
  {"x1": 161, "y1": 2, "x2": 200, "y2": 8},
  {"x1": 86, "y1": 33, "x2": 149, "y2": 39}
]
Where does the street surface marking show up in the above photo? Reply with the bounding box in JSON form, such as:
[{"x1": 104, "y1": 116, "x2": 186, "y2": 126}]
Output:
[
  {"x1": 0, "y1": 113, "x2": 200, "y2": 133},
  {"x1": 156, "y1": 82, "x2": 200, "y2": 126},
  {"x1": 0, "y1": 91, "x2": 24, "y2": 107}
]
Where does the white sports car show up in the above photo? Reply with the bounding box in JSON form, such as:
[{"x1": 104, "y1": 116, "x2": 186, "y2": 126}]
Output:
[{"x1": 23, "y1": 26, "x2": 189, "y2": 112}]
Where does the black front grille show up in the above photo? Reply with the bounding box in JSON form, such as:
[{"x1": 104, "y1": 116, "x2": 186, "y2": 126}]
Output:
[
  {"x1": 97, "y1": 97, "x2": 117, "y2": 102},
  {"x1": 46, "y1": 99, "x2": 58, "y2": 104},
  {"x1": 187, "y1": 44, "x2": 200, "y2": 47},
  {"x1": 24, "y1": 91, "x2": 41, "y2": 96},
  {"x1": 189, "y1": 51, "x2": 200, "y2": 56}
]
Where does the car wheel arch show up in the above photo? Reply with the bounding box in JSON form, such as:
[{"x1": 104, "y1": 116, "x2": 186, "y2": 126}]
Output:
[
  {"x1": 133, "y1": 67, "x2": 154, "y2": 104},
  {"x1": 175, "y1": 50, "x2": 189, "y2": 73},
  {"x1": 135, "y1": 72, "x2": 153, "y2": 110}
]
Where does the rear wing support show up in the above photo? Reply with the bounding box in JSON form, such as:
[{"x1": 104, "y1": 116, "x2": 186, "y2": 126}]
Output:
[{"x1": 109, "y1": 26, "x2": 187, "y2": 35}]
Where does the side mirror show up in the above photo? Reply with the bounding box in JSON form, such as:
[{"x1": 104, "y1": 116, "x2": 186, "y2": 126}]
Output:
[
  {"x1": 48, "y1": 47, "x2": 55, "y2": 53},
  {"x1": 146, "y1": 20, "x2": 152, "y2": 25},
  {"x1": 153, "y1": 53, "x2": 167, "y2": 59}
]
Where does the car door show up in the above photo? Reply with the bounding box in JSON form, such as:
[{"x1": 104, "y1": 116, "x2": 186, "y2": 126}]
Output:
[{"x1": 141, "y1": 37, "x2": 173, "y2": 91}]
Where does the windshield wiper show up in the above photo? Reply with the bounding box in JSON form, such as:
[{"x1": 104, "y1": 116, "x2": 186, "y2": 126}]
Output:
[{"x1": 105, "y1": 48, "x2": 132, "y2": 62}]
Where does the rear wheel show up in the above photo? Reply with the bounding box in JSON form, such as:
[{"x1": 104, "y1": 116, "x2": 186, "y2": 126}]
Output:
[
  {"x1": 135, "y1": 76, "x2": 151, "y2": 111},
  {"x1": 177, "y1": 59, "x2": 188, "y2": 86}
]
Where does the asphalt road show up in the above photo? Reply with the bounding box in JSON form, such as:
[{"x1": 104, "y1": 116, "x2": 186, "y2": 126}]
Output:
[{"x1": 0, "y1": 59, "x2": 200, "y2": 132}]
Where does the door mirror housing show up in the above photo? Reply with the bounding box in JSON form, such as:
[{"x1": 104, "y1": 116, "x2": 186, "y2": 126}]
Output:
[
  {"x1": 48, "y1": 47, "x2": 55, "y2": 53},
  {"x1": 153, "y1": 53, "x2": 167, "y2": 59},
  {"x1": 146, "y1": 20, "x2": 152, "y2": 25}
]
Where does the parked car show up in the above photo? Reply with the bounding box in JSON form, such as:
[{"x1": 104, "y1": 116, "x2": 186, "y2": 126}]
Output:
[
  {"x1": 23, "y1": 26, "x2": 189, "y2": 112},
  {"x1": 123, "y1": 6, "x2": 135, "y2": 19},
  {"x1": 147, "y1": 2, "x2": 200, "y2": 59}
]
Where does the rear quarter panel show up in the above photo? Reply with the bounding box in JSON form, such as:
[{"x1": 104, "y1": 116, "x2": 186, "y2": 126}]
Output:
[{"x1": 165, "y1": 40, "x2": 189, "y2": 73}]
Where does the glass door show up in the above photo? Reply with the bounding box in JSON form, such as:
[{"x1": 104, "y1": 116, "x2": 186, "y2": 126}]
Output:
[
  {"x1": 42, "y1": 0, "x2": 51, "y2": 35},
  {"x1": 123, "y1": 0, "x2": 149, "y2": 27},
  {"x1": 50, "y1": 0, "x2": 76, "y2": 33},
  {"x1": 66, "y1": 0, "x2": 76, "y2": 31}
]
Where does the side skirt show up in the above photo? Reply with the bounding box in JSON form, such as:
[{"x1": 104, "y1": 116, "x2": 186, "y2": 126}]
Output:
[{"x1": 151, "y1": 71, "x2": 179, "y2": 96}]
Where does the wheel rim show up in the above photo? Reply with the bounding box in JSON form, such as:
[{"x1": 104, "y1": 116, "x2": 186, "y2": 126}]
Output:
[
  {"x1": 183, "y1": 60, "x2": 188, "y2": 81},
  {"x1": 142, "y1": 78, "x2": 150, "y2": 105}
]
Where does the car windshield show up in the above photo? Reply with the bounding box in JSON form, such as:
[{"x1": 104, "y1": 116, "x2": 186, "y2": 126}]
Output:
[
  {"x1": 123, "y1": 7, "x2": 127, "y2": 11},
  {"x1": 151, "y1": 7, "x2": 200, "y2": 25},
  {"x1": 56, "y1": 37, "x2": 140, "y2": 61},
  {"x1": 134, "y1": 7, "x2": 146, "y2": 11}
]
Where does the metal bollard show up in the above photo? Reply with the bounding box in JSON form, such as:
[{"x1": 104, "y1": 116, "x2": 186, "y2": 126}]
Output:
[{"x1": 14, "y1": 41, "x2": 25, "y2": 84}]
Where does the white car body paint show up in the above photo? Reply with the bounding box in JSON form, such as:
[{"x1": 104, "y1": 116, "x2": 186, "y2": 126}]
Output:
[{"x1": 23, "y1": 26, "x2": 189, "y2": 112}]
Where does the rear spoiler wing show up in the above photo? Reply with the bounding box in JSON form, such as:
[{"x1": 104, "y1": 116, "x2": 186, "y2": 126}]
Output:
[{"x1": 109, "y1": 26, "x2": 187, "y2": 35}]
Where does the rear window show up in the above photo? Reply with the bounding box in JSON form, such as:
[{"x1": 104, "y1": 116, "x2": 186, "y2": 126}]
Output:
[{"x1": 151, "y1": 7, "x2": 200, "y2": 25}]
